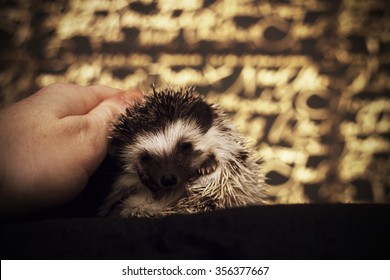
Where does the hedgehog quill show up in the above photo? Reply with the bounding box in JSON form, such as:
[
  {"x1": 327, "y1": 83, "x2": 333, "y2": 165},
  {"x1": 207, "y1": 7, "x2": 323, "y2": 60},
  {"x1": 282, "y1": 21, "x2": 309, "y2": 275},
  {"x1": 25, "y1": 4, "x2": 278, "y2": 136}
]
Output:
[{"x1": 99, "y1": 86, "x2": 267, "y2": 218}]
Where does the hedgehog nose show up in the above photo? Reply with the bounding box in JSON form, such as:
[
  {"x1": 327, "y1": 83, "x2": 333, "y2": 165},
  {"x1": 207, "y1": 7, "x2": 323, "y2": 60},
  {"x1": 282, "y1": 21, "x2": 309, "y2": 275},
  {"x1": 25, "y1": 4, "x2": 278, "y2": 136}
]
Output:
[{"x1": 160, "y1": 174, "x2": 178, "y2": 187}]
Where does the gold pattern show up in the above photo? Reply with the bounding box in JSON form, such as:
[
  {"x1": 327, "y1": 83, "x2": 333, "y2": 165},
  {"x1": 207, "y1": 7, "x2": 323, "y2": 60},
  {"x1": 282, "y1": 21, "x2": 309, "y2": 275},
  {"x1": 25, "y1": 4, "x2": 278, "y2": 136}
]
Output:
[{"x1": 1, "y1": 0, "x2": 389, "y2": 203}]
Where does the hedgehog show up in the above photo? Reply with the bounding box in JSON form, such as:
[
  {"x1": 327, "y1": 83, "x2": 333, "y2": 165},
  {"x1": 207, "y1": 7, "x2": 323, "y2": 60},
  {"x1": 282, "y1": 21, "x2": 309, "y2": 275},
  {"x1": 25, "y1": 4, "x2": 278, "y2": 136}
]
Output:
[{"x1": 98, "y1": 86, "x2": 267, "y2": 218}]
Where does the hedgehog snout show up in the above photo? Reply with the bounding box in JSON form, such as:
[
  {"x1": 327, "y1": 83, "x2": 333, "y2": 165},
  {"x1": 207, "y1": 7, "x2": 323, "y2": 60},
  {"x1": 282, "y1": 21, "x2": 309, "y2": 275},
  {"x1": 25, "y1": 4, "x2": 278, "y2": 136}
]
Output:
[
  {"x1": 160, "y1": 173, "x2": 178, "y2": 187},
  {"x1": 136, "y1": 158, "x2": 188, "y2": 200}
]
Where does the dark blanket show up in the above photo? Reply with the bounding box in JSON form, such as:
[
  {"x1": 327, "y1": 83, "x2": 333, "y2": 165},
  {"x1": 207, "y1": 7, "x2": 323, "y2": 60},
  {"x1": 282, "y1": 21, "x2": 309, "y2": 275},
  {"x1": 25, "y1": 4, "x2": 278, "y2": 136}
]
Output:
[{"x1": 1, "y1": 204, "x2": 388, "y2": 259}]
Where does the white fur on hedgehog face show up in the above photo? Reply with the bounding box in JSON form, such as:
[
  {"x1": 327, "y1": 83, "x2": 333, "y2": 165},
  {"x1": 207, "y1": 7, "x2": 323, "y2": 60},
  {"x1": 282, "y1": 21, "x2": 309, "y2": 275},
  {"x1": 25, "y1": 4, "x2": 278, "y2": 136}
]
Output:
[{"x1": 113, "y1": 118, "x2": 243, "y2": 216}]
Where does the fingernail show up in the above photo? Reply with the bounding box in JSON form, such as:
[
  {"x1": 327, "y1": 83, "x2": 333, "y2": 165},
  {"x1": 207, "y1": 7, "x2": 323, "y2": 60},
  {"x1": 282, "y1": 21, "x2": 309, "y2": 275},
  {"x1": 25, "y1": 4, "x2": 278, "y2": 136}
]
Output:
[{"x1": 127, "y1": 89, "x2": 145, "y2": 103}]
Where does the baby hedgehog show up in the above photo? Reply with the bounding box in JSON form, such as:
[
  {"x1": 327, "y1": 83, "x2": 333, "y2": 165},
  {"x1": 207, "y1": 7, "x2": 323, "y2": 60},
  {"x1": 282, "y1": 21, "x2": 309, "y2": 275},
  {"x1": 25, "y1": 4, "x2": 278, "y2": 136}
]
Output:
[{"x1": 99, "y1": 86, "x2": 267, "y2": 218}]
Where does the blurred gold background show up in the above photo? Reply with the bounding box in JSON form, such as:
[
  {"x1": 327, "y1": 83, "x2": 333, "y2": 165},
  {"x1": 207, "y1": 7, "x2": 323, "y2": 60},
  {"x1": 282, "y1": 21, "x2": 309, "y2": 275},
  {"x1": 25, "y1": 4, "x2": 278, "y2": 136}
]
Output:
[{"x1": 1, "y1": 0, "x2": 389, "y2": 203}]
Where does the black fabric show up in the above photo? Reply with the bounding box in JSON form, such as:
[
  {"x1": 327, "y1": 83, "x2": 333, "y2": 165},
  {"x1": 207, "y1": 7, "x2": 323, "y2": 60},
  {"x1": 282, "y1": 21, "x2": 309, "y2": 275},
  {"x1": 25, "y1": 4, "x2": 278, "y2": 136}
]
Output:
[{"x1": 1, "y1": 204, "x2": 388, "y2": 259}]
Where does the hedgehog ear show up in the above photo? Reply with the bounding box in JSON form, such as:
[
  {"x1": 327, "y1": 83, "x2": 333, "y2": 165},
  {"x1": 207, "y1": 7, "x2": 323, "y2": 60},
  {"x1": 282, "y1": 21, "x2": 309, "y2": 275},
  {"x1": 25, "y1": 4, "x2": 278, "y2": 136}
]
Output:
[{"x1": 191, "y1": 101, "x2": 213, "y2": 133}]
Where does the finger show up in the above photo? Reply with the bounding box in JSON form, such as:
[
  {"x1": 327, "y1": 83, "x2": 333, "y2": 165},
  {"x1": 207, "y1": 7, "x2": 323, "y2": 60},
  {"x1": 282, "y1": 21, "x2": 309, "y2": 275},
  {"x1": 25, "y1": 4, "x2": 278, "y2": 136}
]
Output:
[
  {"x1": 85, "y1": 89, "x2": 144, "y2": 136},
  {"x1": 65, "y1": 84, "x2": 127, "y2": 118},
  {"x1": 59, "y1": 90, "x2": 143, "y2": 176},
  {"x1": 39, "y1": 83, "x2": 127, "y2": 118}
]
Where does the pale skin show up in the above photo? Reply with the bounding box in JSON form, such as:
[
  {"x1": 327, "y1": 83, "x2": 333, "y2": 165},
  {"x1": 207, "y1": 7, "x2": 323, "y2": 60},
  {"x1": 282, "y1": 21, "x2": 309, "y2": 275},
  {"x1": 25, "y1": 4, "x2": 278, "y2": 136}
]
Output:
[{"x1": 0, "y1": 83, "x2": 143, "y2": 218}]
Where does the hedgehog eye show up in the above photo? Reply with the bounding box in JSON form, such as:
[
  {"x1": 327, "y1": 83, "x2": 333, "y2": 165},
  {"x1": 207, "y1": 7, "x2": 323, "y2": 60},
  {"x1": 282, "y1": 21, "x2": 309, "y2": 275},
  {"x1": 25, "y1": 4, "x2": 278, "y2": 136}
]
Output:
[
  {"x1": 140, "y1": 153, "x2": 152, "y2": 163},
  {"x1": 178, "y1": 141, "x2": 193, "y2": 152}
]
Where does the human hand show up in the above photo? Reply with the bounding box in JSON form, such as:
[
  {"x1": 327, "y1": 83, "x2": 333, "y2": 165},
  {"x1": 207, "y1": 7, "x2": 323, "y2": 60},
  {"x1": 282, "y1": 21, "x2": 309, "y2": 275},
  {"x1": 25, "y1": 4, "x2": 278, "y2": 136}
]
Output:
[{"x1": 0, "y1": 83, "x2": 143, "y2": 218}]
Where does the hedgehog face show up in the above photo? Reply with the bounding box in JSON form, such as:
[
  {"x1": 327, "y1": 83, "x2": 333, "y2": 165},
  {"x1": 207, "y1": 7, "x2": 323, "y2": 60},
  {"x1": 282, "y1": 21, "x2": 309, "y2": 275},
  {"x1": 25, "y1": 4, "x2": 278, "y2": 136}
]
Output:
[
  {"x1": 110, "y1": 87, "x2": 220, "y2": 202},
  {"x1": 122, "y1": 118, "x2": 220, "y2": 201},
  {"x1": 135, "y1": 138, "x2": 218, "y2": 200}
]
